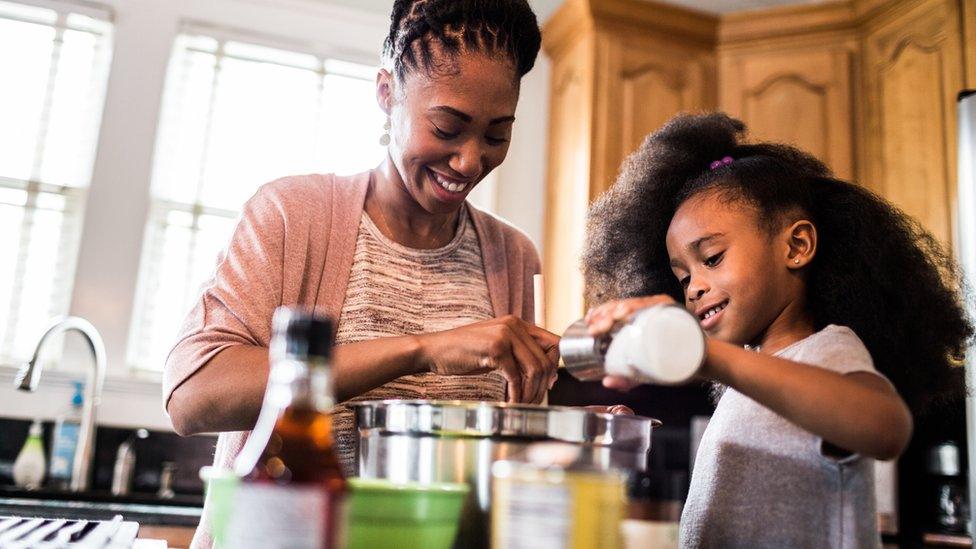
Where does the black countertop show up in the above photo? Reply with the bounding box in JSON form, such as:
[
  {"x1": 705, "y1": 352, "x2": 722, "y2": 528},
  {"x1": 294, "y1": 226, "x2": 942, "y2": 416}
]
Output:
[
  {"x1": 0, "y1": 497, "x2": 201, "y2": 527},
  {"x1": 0, "y1": 487, "x2": 202, "y2": 527}
]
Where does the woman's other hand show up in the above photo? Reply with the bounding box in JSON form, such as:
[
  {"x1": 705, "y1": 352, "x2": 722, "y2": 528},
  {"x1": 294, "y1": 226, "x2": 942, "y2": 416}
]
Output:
[
  {"x1": 582, "y1": 404, "x2": 635, "y2": 415},
  {"x1": 418, "y1": 315, "x2": 560, "y2": 404}
]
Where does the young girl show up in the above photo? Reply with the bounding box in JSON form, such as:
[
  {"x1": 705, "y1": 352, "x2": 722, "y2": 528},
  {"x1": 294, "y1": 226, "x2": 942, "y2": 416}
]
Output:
[{"x1": 582, "y1": 113, "x2": 972, "y2": 548}]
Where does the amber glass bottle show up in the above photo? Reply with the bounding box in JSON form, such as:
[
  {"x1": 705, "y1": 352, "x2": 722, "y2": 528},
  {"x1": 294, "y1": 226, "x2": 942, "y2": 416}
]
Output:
[{"x1": 224, "y1": 308, "x2": 346, "y2": 549}]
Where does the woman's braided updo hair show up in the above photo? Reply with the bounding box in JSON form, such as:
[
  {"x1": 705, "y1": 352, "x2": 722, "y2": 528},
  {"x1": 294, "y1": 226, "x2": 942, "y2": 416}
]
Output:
[{"x1": 383, "y1": 0, "x2": 541, "y2": 81}]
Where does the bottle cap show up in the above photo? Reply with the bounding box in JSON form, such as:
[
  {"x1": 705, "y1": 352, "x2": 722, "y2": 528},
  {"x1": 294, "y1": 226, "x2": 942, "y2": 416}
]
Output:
[
  {"x1": 928, "y1": 441, "x2": 961, "y2": 476},
  {"x1": 271, "y1": 307, "x2": 334, "y2": 360},
  {"x1": 72, "y1": 381, "x2": 84, "y2": 408}
]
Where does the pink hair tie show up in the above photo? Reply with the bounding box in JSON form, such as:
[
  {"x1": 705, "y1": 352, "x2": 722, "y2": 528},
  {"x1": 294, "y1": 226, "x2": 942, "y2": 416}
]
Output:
[{"x1": 709, "y1": 156, "x2": 734, "y2": 170}]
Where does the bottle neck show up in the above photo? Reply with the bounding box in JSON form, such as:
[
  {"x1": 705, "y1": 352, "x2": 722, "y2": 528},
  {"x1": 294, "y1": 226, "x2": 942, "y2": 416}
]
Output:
[{"x1": 266, "y1": 356, "x2": 335, "y2": 413}]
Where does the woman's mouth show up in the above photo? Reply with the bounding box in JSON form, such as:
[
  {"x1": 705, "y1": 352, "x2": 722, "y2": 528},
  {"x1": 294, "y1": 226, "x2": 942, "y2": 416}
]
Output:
[
  {"x1": 426, "y1": 168, "x2": 470, "y2": 200},
  {"x1": 698, "y1": 300, "x2": 728, "y2": 330}
]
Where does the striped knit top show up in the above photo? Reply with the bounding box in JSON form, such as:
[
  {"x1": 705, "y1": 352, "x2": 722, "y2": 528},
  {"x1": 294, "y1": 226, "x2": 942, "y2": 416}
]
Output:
[{"x1": 331, "y1": 205, "x2": 505, "y2": 474}]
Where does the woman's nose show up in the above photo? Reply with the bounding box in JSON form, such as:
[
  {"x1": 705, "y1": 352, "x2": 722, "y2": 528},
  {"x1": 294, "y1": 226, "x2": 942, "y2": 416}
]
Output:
[{"x1": 450, "y1": 139, "x2": 484, "y2": 180}]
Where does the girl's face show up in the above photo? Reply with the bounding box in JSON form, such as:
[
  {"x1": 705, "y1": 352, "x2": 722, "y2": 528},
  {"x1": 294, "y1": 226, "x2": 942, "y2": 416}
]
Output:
[
  {"x1": 377, "y1": 52, "x2": 519, "y2": 214},
  {"x1": 665, "y1": 191, "x2": 802, "y2": 346}
]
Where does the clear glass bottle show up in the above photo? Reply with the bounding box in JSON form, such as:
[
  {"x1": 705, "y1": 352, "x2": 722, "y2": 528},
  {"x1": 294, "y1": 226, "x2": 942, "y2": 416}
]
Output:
[
  {"x1": 49, "y1": 381, "x2": 84, "y2": 490},
  {"x1": 225, "y1": 307, "x2": 346, "y2": 549}
]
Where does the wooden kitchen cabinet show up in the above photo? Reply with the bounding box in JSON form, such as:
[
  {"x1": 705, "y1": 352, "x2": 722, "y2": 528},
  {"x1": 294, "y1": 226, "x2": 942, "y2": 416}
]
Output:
[
  {"x1": 541, "y1": 0, "x2": 717, "y2": 332},
  {"x1": 594, "y1": 27, "x2": 717, "y2": 197},
  {"x1": 861, "y1": 0, "x2": 968, "y2": 247},
  {"x1": 718, "y1": 0, "x2": 972, "y2": 245},
  {"x1": 542, "y1": 27, "x2": 595, "y2": 335},
  {"x1": 719, "y1": 35, "x2": 858, "y2": 180},
  {"x1": 541, "y1": 0, "x2": 975, "y2": 331}
]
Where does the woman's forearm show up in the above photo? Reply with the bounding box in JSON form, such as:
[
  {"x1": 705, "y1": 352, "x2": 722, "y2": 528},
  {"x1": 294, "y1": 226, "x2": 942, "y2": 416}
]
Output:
[
  {"x1": 332, "y1": 335, "x2": 425, "y2": 402},
  {"x1": 706, "y1": 340, "x2": 913, "y2": 460},
  {"x1": 166, "y1": 345, "x2": 269, "y2": 435},
  {"x1": 166, "y1": 336, "x2": 426, "y2": 435}
]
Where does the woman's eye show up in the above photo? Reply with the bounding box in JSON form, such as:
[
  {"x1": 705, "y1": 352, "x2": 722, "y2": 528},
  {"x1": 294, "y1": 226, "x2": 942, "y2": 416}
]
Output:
[
  {"x1": 433, "y1": 127, "x2": 459, "y2": 140},
  {"x1": 704, "y1": 252, "x2": 724, "y2": 268},
  {"x1": 486, "y1": 135, "x2": 509, "y2": 146}
]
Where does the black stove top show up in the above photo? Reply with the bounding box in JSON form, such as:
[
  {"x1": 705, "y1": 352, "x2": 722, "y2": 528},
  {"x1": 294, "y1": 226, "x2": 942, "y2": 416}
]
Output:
[{"x1": 0, "y1": 514, "x2": 140, "y2": 548}]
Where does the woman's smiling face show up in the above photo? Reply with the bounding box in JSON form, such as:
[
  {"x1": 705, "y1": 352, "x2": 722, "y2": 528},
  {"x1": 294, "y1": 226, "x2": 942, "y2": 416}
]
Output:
[
  {"x1": 378, "y1": 52, "x2": 519, "y2": 214},
  {"x1": 665, "y1": 190, "x2": 794, "y2": 346}
]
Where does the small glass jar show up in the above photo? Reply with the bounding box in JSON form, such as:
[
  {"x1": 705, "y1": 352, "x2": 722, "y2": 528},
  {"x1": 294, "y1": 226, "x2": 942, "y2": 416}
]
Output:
[{"x1": 491, "y1": 443, "x2": 627, "y2": 549}]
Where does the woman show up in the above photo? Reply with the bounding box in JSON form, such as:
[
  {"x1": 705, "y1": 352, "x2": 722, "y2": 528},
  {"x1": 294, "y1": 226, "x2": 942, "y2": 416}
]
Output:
[{"x1": 164, "y1": 0, "x2": 556, "y2": 516}]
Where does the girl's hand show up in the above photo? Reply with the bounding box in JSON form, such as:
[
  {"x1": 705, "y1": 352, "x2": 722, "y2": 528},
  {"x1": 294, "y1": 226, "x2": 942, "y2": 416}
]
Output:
[
  {"x1": 585, "y1": 295, "x2": 677, "y2": 336},
  {"x1": 585, "y1": 295, "x2": 677, "y2": 392},
  {"x1": 417, "y1": 315, "x2": 560, "y2": 404},
  {"x1": 601, "y1": 375, "x2": 641, "y2": 392}
]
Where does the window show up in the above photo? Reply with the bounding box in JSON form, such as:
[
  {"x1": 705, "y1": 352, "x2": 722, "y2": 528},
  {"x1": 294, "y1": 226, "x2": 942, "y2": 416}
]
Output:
[
  {"x1": 128, "y1": 28, "x2": 387, "y2": 370},
  {"x1": 0, "y1": 0, "x2": 112, "y2": 362}
]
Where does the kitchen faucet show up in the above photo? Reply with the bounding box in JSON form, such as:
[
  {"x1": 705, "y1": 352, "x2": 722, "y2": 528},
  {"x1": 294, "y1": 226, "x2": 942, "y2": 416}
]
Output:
[{"x1": 13, "y1": 316, "x2": 107, "y2": 492}]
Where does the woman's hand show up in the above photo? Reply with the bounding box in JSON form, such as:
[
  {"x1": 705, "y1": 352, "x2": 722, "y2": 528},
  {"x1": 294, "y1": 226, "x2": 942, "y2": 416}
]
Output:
[
  {"x1": 585, "y1": 295, "x2": 677, "y2": 392},
  {"x1": 417, "y1": 315, "x2": 560, "y2": 404},
  {"x1": 582, "y1": 404, "x2": 635, "y2": 415}
]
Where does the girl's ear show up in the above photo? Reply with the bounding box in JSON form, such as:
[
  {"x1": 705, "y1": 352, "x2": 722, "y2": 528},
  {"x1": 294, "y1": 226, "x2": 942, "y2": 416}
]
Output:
[
  {"x1": 376, "y1": 68, "x2": 394, "y2": 115},
  {"x1": 786, "y1": 220, "x2": 817, "y2": 269}
]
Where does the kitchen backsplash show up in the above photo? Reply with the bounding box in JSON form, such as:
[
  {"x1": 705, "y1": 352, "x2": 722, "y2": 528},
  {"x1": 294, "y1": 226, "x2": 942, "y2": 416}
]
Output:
[{"x1": 0, "y1": 418, "x2": 217, "y2": 496}]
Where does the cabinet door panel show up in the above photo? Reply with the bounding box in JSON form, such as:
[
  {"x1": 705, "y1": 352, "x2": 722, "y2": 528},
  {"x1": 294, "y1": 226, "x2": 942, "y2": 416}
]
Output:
[
  {"x1": 721, "y1": 45, "x2": 855, "y2": 178},
  {"x1": 621, "y1": 64, "x2": 685, "y2": 157},
  {"x1": 594, "y1": 35, "x2": 714, "y2": 199},
  {"x1": 863, "y1": 0, "x2": 964, "y2": 246},
  {"x1": 744, "y1": 75, "x2": 829, "y2": 161}
]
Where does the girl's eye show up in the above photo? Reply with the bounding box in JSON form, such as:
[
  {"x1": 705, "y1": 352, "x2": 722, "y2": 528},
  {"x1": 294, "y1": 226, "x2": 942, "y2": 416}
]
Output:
[
  {"x1": 704, "y1": 252, "x2": 724, "y2": 268},
  {"x1": 433, "y1": 126, "x2": 459, "y2": 140},
  {"x1": 679, "y1": 276, "x2": 691, "y2": 288}
]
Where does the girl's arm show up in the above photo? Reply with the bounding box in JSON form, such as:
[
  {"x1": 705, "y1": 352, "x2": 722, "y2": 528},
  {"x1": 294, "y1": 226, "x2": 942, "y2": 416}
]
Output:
[
  {"x1": 588, "y1": 296, "x2": 913, "y2": 461},
  {"x1": 705, "y1": 340, "x2": 912, "y2": 460}
]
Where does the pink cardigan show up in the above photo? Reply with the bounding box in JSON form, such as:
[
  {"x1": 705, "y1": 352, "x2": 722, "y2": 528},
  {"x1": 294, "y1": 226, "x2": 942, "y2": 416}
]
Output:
[
  {"x1": 164, "y1": 170, "x2": 540, "y2": 463},
  {"x1": 165, "y1": 171, "x2": 540, "y2": 548}
]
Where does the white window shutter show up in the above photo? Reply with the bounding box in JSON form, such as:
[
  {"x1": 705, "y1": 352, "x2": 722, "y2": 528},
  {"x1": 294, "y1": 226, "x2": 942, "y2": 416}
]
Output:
[
  {"x1": 0, "y1": 0, "x2": 112, "y2": 364},
  {"x1": 128, "y1": 26, "x2": 388, "y2": 371}
]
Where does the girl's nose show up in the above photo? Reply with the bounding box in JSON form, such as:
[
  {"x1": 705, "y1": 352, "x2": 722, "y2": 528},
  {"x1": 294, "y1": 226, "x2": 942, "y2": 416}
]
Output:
[{"x1": 687, "y1": 279, "x2": 708, "y2": 302}]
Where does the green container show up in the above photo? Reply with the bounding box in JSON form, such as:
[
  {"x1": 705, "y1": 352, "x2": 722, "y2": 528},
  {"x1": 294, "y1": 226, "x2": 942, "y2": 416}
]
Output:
[
  {"x1": 201, "y1": 467, "x2": 240, "y2": 548},
  {"x1": 346, "y1": 478, "x2": 469, "y2": 549}
]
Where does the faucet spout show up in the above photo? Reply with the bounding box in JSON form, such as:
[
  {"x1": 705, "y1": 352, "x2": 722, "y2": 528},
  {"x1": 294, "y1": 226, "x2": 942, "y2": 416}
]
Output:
[{"x1": 13, "y1": 316, "x2": 107, "y2": 492}]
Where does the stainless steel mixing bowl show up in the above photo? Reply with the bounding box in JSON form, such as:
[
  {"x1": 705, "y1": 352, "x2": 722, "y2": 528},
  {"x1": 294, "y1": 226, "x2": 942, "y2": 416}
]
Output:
[{"x1": 351, "y1": 399, "x2": 660, "y2": 545}]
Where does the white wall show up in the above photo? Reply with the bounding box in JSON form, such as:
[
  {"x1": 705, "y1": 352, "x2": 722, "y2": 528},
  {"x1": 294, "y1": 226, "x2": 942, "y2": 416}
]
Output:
[
  {"x1": 0, "y1": 0, "x2": 551, "y2": 430},
  {"x1": 494, "y1": 54, "x2": 550, "y2": 256}
]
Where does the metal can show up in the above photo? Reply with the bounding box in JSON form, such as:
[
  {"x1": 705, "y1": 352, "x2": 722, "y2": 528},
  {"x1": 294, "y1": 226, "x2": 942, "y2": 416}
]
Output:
[{"x1": 559, "y1": 304, "x2": 706, "y2": 385}]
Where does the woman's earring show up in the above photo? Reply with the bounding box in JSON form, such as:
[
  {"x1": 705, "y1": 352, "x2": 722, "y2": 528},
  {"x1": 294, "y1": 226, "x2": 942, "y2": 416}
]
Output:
[
  {"x1": 793, "y1": 258, "x2": 801, "y2": 264},
  {"x1": 379, "y1": 118, "x2": 391, "y2": 146}
]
